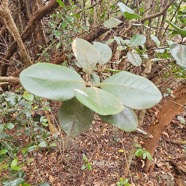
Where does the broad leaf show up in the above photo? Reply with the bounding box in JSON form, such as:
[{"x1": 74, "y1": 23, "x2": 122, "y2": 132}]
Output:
[
  {"x1": 3, "y1": 178, "x2": 25, "y2": 186},
  {"x1": 58, "y1": 98, "x2": 94, "y2": 137},
  {"x1": 130, "y1": 34, "x2": 146, "y2": 47},
  {"x1": 170, "y1": 43, "x2": 186, "y2": 68},
  {"x1": 127, "y1": 51, "x2": 142, "y2": 66},
  {"x1": 99, "y1": 71, "x2": 162, "y2": 109},
  {"x1": 100, "y1": 107, "x2": 138, "y2": 132},
  {"x1": 117, "y1": 2, "x2": 134, "y2": 14},
  {"x1": 72, "y1": 38, "x2": 98, "y2": 74},
  {"x1": 150, "y1": 34, "x2": 160, "y2": 47},
  {"x1": 20, "y1": 63, "x2": 86, "y2": 101},
  {"x1": 124, "y1": 12, "x2": 140, "y2": 20},
  {"x1": 74, "y1": 87, "x2": 124, "y2": 115},
  {"x1": 103, "y1": 18, "x2": 122, "y2": 29},
  {"x1": 117, "y1": 2, "x2": 140, "y2": 20},
  {"x1": 93, "y1": 42, "x2": 112, "y2": 65}
]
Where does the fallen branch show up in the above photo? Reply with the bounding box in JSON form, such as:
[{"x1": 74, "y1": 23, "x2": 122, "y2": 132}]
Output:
[{"x1": 0, "y1": 76, "x2": 20, "y2": 84}]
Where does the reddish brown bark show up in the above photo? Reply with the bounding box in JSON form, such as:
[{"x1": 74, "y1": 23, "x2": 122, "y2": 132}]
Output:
[{"x1": 144, "y1": 86, "x2": 186, "y2": 172}]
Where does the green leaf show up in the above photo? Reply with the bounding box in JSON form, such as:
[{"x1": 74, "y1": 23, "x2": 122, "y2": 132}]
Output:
[
  {"x1": 100, "y1": 107, "x2": 138, "y2": 132},
  {"x1": 103, "y1": 18, "x2": 122, "y2": 29},
  {"x1": 0, "y1": 133, "x2": 12, "y2": 139},
  {"x1": 130, "y1": 34, "x2": 146, "y2": 47},
  {"x1": 23, "y1": 93, "x2": 34, "y2": 101},
  {"x1": 165, "y1": 19, "x2": 186, "y2": 37},
  {"x1": 72, "y1": 38, "x2": 98, "y2": 74},
  {"x1": 11, "y1": 159, "x2": 20, "y2": 170},
  {"x1": 177, "y1": 116, "x2": 186, "y2": 124},
  {"x1": 99, "y1": 71, "x2": 162, "y2": 109},
  {"x1": 27, "y1": 145, "x2": 38, "y2": 152},
  {"x1": 117, "y1": 2, "x2": 140, "y2": 20},
  {"x1": 117, "y1": 2, "x2": 134, "y2": 14},
  {"x1": 127, "y1": 51, "x2": 142, "y2": 66},
  {"x1": 124, "y1": 12, "x2": 140, "y2": 20},
  {"x1": 150, "y1": 34, "x2": 160, "y2": 47},
  {"x1": 3, "y1": 178, "x2": 25, "y2": 186},
  {"x1": 38, "y1": 141, "x2": 48, "y2": 148},
  {"x1": 5, "y1": 123, "x2": 14, "y2": 130},
  {"x1": 58, "y1": 98, "x2": 94, "y2": 137},
  {"x1": 170, "y1": 43, "x2": 186, "y2": 68},
  {"x1": 0, "y1": 149, "x2": 8, "y2": 155},
  {"x1": 93, "y1": 42, "x2": 112, "y2": 65},
  {"x1": 135, "y1": 149, "x2": 143, "y2": 156},
  {"x1": 145, "y1": 151, "x2": 153, "y2": 161},
  {"x1": 75, "y1": 87, "x2": 124, "y2": 115},
  {"x1": 56, "y1": 0, "x2": 65, "y2": 7},
  {"x1": 20, "y1": 63, "x2": 86, "y2": 101},
  {"x1": 81, "y1": 164, "x2": 87, "y2": 170}
]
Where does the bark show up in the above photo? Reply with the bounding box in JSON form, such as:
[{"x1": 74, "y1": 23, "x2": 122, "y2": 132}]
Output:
[
  {"x1": 0, "y1": 0, "x2": 67, "y2": 76},
  {"x1": 0, "y1": 0, "x2": 32, "y2": 67}
]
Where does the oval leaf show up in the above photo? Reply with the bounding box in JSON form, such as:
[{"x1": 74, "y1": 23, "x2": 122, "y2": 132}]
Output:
[
  {"x1": 99, "y1": 71, "x2": 162, "y2": 109},
  {"x1": 100, "y1": 107, "x2": 138, "y2": 132},
  {"x1": 150, "y1": 34, "x2": 160, "y2": 47},
  {"x1": 93, "y1": 42, "x2": 112, "y2": 65},
  {"x1": 74, "y1": 87, "x2": 124, "y2": 115},
  {"x1": 170, "y1": 43, "x2": 186, "y2": 68},
  {"x1": 124, "y1": 12, "x2": 140, "y2": 20},
  {"x1": 103, "y1": 18, "x2": 122, "y2": 29},
  {"x1": 117, "y1": 2, "x2": 134, "y2": 14},
  {"x1": 58, "y1": 98, "x2": 94, "y2": 137},
  {"x1": 117, "y1": 2, "x2": 140, "y2": 20},
  {"x1": 20, "y1": 63, "x2": 86, "y2": 101},
  {"x1": 72, "y1": 38, "x2": 98, "y2": 74},
  {"x1": 127, "y1": 51, "x2": 142, "y2": 66},
  {"x1": 130, "y1": 34, "x2": 146, "y2": 47}
]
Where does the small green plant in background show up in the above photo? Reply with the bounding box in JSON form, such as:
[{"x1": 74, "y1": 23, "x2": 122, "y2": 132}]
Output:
[
  {"x1": 81, "y1": 154, "x2": 92, "y2": 171},
  {"x1": 0, "y1": 90, "x2": 57, "y2": 185},
  {"x1": 134, "y1": 144, "x2": 153, "y2": 161},
  {"x1": 116, "y1": 178, "x2": 131, "y2": 186}
]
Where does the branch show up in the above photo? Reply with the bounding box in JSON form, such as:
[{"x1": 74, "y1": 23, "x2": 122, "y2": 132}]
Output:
[
  {"x1": 142, "y1": 0, "x2": 176, "y2": 22},
  {"x1": 0, "y1": 0, "x2": 32, "y2": 66},
  {"x1": 0, "y1": 76, "x2": 19, "y2": 84},
  {"x1": 1, "y1": 0, "x2": 64, "y2": 76}
]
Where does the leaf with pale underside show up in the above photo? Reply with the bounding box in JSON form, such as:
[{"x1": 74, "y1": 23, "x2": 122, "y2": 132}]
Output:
[
  {"x1": 100, "y1": 107, "x2": 138, "y2": 132},
  {"x1": 93, "y1": 42, "x2": 112, "y2": 65},
  {"x1": 104, "y1": 18, "x2": 122, "y2": 29},
  {"x1": 20, "y1": 63, "x2": 86, "y2": 101},
  {"x1": 99, "y1": 71, "x2": 162, "y2": 109},
  {"x1": 130, "y1": 34, "x2": 146, "y2": 47},
  {"x1": 117, "y1": 2, "x2": 140, "y2": 20},
  {"x1": 127, "y1": 51, "x2": 142, "y2": 66},
  {"x1": 72, "y1": 38, "x2": 98, "y2": 74},
  {"x1": 58, "y1": 98, "x2": 94, "y2": 137},
  {"x1": 74, "y1": 87, "x2": 124, "y2": 115},
  {"x1": 170, "y1": 43, "x2": 186, "y2": 68}
]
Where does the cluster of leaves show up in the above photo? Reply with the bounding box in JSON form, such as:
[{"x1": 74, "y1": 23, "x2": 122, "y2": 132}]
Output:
[
  {"x1": 116, "y1": 178, "x2": 131, "y2": 186},
  {"x1": 134, "y1": 144, "x2": 153, "y2": 161},
  {"x1": 20, "y1": 37, "x2": 162, "y2": 138},
  {"x1": 81, "y1": 154, "x2": 92, "y2": 171},
  {"x1": 0, "y1": 90, "x2": 57, "y2": 185}
]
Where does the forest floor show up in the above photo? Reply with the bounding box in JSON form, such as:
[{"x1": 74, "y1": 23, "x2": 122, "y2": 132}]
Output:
[
  {"x1": 0, "y1": 73, "x2": 186, "y2": 186},
  {"x1": 23, "y1": 109, "x2": 186, "y2": 186},
  {"x1": 1, "y1": 99, "x2": 185, "y2": 186}
]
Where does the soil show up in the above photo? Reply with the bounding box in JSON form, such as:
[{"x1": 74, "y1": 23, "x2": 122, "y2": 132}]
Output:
[
  {"x1": 2, "y1": 105, "x2": 185, "y2": 186},
  {"x1": 0, "y1": 79, "x2": 186, "y2": 186}
]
